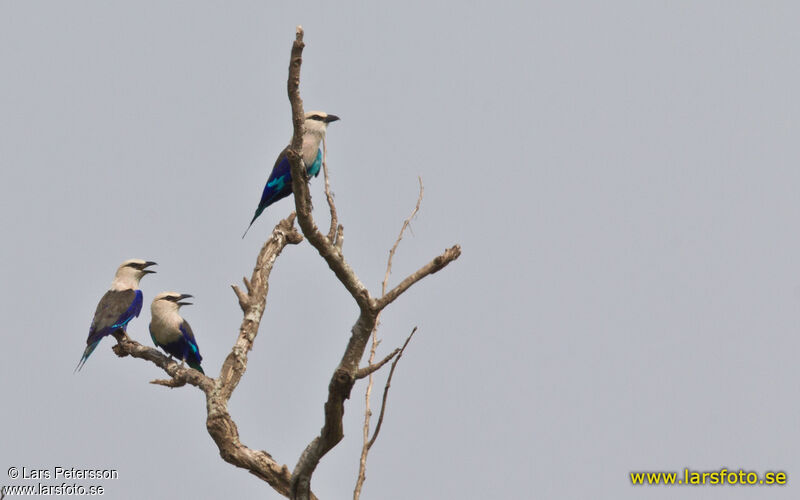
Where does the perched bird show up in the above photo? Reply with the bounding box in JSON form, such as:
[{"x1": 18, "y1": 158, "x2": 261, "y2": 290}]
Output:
[
  {"x1": 243, "y1": 110, "x2": 340, "y2": 238},
  {"x1": 76, "y1": 259, "x2": 157, "y2": 371},
  {"x1": 149, "y1": 292, "x2": 204, "y2": 374}
]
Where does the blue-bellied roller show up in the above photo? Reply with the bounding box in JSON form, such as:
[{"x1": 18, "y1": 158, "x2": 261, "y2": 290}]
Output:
[
  {"x1": 149, "y1": 292, "x2": 204, "y2": 374},
  {"x1": 243, "y1": 110, "x2": 339, "y2": 238},
  {"x1": 76, "y1": 259, "x2": 157, "y2": 371}
]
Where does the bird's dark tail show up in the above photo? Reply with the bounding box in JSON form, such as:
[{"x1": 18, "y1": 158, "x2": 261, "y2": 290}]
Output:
[
  {"x1": 242, "y1": 209, "x2": 264, "y2": 239},
  {"x1": 188, "y1": 360, "x2": 205, "y2": 374},
  {"x1": 74, "y1": 341, "x2": 100, "y2": 372},
  {"x1": 242, "y1": 222, "x2": 254, "y2": 239}
]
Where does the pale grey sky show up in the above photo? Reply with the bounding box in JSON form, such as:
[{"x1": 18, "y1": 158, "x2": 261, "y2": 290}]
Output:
[{"x1": 2, "y1": 2, "x2": 800, "y2": 499}]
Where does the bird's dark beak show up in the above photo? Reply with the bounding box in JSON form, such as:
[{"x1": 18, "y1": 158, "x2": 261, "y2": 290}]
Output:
[
  {"x1": 324, "y1": 114, "x2": 340, "y2": 123},
  {"x1": 178, "y1": 293, "x2": 193, "y2": 306},
  {"x1": 142, "y1": 261, "x2": 158, "y2": 274}
]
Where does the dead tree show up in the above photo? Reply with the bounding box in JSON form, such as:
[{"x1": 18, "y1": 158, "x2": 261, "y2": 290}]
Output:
[{"x1": 110, "y1": 27, "x2": 461, "y2": 500}]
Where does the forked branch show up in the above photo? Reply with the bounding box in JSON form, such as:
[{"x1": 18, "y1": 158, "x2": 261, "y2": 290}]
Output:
[{"x1": 368, "y1": 327, "x2": 417, "y2": 450}]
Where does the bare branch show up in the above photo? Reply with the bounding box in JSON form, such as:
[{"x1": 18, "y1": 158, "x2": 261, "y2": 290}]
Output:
[
  {"x1": 288, "y1": 28, "x2": 306, "y2": 154},
  {"x1": 290, "y1": 162, "x2": 372, "y2": 308},
  {"x1": 218, "y1": 213, "x2": 302, "y2": 401},
  {"x1": 368, "y1": 327, "x2": 417, "y2": 449},
  {"x1": 208, "y1": 212, "x2": 309, "y2": 498},
  {"x1": 354, "y1": 330, "x2": 417, "y2": 500},
  {"x1": 285, "y1": 27, "x2": 380, "y2": 500},
  {"x1": 292, "y1": 311, "x2": 378, "y2": 500},
  {"x1": 385, "y1": 177, "x2": 424, "y2": 286},
  {"x1": 355, "y1": 318, "x2": 384, "y2": 499},
  {"x1": 287, "y1": 31, "x2": 372, "y2": 311},
  {"x1": 356, "y1": 336, "x2": 377, "y2": 500},
  {"x1": 355, "y1": 184, "x2": 423, "y2": 499},
  {"x1": 321, "y1": 135, "x2": 339, "y2": 243},
  {"x1": 376, "y1": 245, "x2": 462, "y2": 311},
  {"x1": 151, "y1": 377, "x2": 188, "y2": 388},
  {"x1": 111, "y1": 333, "x2": 214, "y2": 393},
  {"x1": 355, "y1": 348, "x2": 401, "y2": 380}
]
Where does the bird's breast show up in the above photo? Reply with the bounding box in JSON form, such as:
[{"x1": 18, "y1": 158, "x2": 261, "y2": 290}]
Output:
[
  {"x1": 301, "y1": 134, "x2": 323, "y2": 166},
  {"x1": 150, "y1": 316, "x2": 183, "y2": 343}
]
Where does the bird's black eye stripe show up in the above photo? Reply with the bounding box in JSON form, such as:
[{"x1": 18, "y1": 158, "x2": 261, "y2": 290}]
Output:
[
  {"x1": 308, "y1": 114, "x2": 323, "y2": 121},
  {"x1": 126, "y1": 263, "x2": 146, "y2": 270}
]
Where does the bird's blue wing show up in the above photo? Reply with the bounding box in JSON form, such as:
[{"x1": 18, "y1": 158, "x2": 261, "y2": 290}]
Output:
[
  {"x1": 179, "y1": 321, "x2": 201, "y2": 358},
  {"x1": 243, "y1": 148, "x2": 292, "y2": 237},
  {"x1": 243, "y1": 146, "x2": 323, "y2": 238},
  {"x1": 77, "y1": 289, "x2": 142, "y2": 371},
  {"x1": 87, "y1": 289, "x2": 142, "y2": 343},
  {"x1": 127, "y1": 290, "x2": 144, "y2": 323},
  {"x1": 179, "y1": 320, "x2": 204, "y2": 373},
  {"x1": 260, "y1": 154, "x2": 293, "y2": 205},
  {"x1": 258, "y1": 148, "x2": 322, "y2": 206}
]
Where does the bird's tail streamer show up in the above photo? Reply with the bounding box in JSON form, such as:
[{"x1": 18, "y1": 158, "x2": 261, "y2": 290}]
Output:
[
  {"x1": 74, "y1": 341, "x2": 100, "y2": 372},
  {"x1": 242, "y1": 210, "x2": 261, "y2": 239}
]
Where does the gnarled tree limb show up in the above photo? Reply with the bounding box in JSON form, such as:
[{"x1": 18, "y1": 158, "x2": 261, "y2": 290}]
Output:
[
  {"x1": 112, "y1": 333, "x2": 214, "y2": 392},
  {"x1": 207, "y1": 213, "x2": 304, "y2": 497},
  {"x1": 113, "y1": 213, "x2": 311, "y2": 499}
]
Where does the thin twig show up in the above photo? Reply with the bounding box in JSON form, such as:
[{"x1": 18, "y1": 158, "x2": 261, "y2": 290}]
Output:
[
  {"x1": 355, "y1": 347, "x2": 401, "y2": 380},
  {"x1": 376, "y1": 245, "x2": 462, "y2": 311},
  {"x1": 321, "y1": 135, "x2": 339, "y2": 243},
  {"x1": 355, "y1": 180, "x2": 424, "y2": 500},
  {"x1": 368, "y1": 327, "x2": 417, "y2": 449},
  {"x1": 385, "y1": 177, "x2": 423, "y2": 287}
]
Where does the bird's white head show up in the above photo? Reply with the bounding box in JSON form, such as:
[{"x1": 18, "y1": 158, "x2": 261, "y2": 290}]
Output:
[
  {"x1": 151, "y1": 292, "x2": 192, "y2": 330},
  {"x1": 151, "y1": 291, "x2": 193, "y2": 316},
  {"x1": 152, "y1": 291, "x2": 193, "y2": 308},
  {"x1": 301, "y1": 110, "x2": 339, "y2": 162},
  {"x1": 304, "y1": 110, "x2": 340, "y2": 135},
  {"x1": 111, "y1": 259, "x2": 157, "y2": 291}
]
